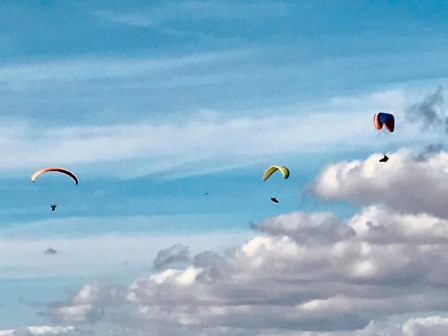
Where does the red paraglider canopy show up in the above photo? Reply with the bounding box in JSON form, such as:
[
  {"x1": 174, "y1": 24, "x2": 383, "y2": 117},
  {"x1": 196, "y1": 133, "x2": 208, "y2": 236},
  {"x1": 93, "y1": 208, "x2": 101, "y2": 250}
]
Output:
[{"x1": 374, "y1": 112, "x2": 395, "y2": 132}]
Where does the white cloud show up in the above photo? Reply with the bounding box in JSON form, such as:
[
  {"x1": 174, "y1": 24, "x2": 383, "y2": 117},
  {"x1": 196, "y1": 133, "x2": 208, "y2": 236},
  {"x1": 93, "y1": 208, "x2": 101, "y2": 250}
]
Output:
[
  {"x1": 312, "y1": 149, "x2": 448, "y2": 217},
  {"x1": 0, "y1": 326, "x2": 78, "y2": 336},
  {"x1": 254, "y1": 211, "x2": 355, "y2": 244},
  {"x1": 401, "y1": 316, "x2": 448, "y2": 336},
  {"x1": 153, "y1": 244, "x2": 190, "y2": 269},
  {"x1": 92, "y1": 2, "x2": 294, "y2": 28},
  {"x1": 0, "y1": 50, "x2": 251, "y2": 85},
  {"x1": 47, "y1": 205, "x2": 448, "y2": 334},
  {"x1": 6, "y1": 315, "x2": 448, "y2": 335},
  {"x1": 93, "y1": 10, "x2": 158, "y2": 28},
  {"x1": 49, "y1": 284, "x2": 119, "y2": 324},
  {"x1": 0, "y1": 88, "x2": 431, "y2": 179},
  {"x1": 0, "y1": 54, "x2": 446, "y2": 180}
]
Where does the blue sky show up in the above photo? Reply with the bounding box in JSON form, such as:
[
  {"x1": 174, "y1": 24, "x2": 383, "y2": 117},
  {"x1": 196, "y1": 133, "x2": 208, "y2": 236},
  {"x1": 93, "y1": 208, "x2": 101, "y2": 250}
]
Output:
[{"x1": 2, "y1": 1, "x2": 448, "y2": 335}]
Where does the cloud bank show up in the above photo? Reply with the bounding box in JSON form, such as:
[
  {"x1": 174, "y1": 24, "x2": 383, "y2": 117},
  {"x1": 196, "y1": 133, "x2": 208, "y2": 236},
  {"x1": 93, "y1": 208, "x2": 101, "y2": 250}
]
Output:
[
  {"x1": 312, "y1": 149, "x2": 448, "y2": 217},
  {"x1": 49, "y1": 205, "x2": 448, "y2": 334},
  {"x1": 8, "y1": 148, "x2": 444, "y2": 335},
  {"x1": 44, "y1": 145, "x2": 448, "y2": 334}
]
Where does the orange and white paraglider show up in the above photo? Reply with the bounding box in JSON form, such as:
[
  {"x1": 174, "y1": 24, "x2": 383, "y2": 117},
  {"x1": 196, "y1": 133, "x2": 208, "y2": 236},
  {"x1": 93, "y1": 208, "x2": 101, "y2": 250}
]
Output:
[
  {"x1": 31, "y1": 167, "x2": 78, "y2": 212},
  {"x1": 373, "y1": 112, "x2": 395, "y2": 132},
  {"x1": 373, "y1": 112, "x2": 395, "y2": 163},
  {"x1": 31, "y1": 167, "x2": 78, "y2": 185}
]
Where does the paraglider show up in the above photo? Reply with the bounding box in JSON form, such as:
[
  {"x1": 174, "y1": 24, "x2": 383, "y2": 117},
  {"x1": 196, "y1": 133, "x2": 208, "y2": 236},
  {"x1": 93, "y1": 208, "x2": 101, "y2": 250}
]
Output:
[
  {"x1": 31, "y1": 167, "x2": 78, "y2": 185},
  {"x1": 373, "y1": 113, "x2": 394, "y2": 163},
  {"x1": 263, "y1": 165, "x2": 289, "y2": 203},
  {"x1": 31, "y1": 168, "x2": 77, "y2": 212},
  {"x1": 374, "y1": 112, "x2": 395, "y2": 132},
  {"x1": 262, "y1": 165, "x2": 290, "y2": 181}
]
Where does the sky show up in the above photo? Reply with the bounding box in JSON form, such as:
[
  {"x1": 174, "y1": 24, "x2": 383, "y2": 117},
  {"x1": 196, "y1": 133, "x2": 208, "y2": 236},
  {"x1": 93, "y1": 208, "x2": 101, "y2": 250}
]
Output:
[{"x1": 2, "y1": 0, "x2": 448, "y2": 335}]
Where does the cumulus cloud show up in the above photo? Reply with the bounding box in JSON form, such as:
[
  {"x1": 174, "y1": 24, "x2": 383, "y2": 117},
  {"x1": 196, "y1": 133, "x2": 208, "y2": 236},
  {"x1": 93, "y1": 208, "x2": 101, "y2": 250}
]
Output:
[
  {"x1": 153, "y1": 244, "x2": 190, "y2": 269},
  {"x1": 400, "y1": 316, "x2": 448, "y2": 336},
  {"x1": 121, "y1": 208, "x2": 448, "y2": 333},
  {"x1": 49, "y1": 284, "x2": 124, "y2": 325},
  {"x1": 7, "y1": 316, "x2": 448, "y2": 336},
  {"x1": 312, "y1": 149, "x2": 448, "y2": 217},
  {"x1": 253, "y1": 211, "x2": 355, "y2": 245},
  {"x1": 313, "y1": 316, "x2": 448, "y2": 336},
  {"x1": 41, "y1": 146, "x2": 448, "y2": 334},
  {"x1": 48, "y1": 202, "x2": 448, "y2": 334}
]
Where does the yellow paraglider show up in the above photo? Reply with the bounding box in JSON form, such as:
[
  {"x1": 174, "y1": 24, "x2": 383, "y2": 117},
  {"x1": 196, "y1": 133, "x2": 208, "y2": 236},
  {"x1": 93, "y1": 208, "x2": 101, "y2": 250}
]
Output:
[
  {"x1": 31, "y1": 167, "x2": 78, "y2": 185},
  {"x1": 262, "y1": 165, "x2": 290, "y2": 181}
]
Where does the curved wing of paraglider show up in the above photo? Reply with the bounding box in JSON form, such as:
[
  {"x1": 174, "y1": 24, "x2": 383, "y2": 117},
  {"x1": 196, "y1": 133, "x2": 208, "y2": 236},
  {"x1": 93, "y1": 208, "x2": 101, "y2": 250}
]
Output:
[
  {"x1": 262, "y1": 165, "x2": 290, "y2": 181},
  {"x1": 374, "y1": 112, "x2": 395, "y2": 132},
  {"x1": 31, "y1": 167, "x2": 78, "y2": 185}
]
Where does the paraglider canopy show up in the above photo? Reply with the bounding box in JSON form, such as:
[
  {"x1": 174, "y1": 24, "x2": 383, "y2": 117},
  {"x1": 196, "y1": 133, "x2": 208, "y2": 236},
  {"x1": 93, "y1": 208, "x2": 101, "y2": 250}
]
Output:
[
  {"x1": 263, "y1": 165, "x2": 289, "y2": 204},
  {"x1": 262, "y1": 165, "x2": 290, "y2": 181},
  {"x1": 31, "y1": 167, "x2": 78, "y2": 185},
  {"x1": 374, "y1": 112, "x2": 395, "y2": 132}
]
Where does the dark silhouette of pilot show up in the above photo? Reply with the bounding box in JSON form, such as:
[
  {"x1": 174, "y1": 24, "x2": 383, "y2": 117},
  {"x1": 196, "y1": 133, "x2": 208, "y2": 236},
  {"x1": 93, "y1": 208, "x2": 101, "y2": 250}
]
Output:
[
  {"x1": 379, "y1": 155, "x2": 389, "y2": 162},
  {"x1": 51, "y1": 204, "x2": 57, "y2": 211}
]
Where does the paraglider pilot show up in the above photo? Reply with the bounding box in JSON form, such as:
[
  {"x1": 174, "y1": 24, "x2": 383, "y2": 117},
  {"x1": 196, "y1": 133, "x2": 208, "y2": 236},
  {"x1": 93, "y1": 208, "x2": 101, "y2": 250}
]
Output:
[
  {"x1": 51, "y1": 204, "x2": 57, "y2": 212},
  {"x1": 379, "y1": 155, "x2": 389, "y2": 163}
]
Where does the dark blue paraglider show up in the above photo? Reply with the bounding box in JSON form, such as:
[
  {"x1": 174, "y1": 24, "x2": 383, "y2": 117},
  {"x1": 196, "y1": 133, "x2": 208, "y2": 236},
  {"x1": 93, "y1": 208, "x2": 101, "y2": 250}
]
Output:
[{"x1": 374, "y1": 112, "x2": 395, "y2": 132}]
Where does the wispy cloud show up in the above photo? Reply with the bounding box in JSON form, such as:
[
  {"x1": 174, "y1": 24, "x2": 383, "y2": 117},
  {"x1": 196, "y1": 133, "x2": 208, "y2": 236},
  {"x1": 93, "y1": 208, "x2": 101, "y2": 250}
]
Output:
[
  {"x1": 92, "y1": 2, "x2": 294, "y2": 28},
  {"x1": 0, "y1": 49, "x2": 252, "y2": 84},
  {"x1": 0, "y1": 113, "x2": 383, "y2": 176},
  {"x1": 93, "y1": 10, "x2": 158, "y2": 28},
  {"x1": 0, "y1": 326, "x2": 79, "y2": 336},
  {"x1": 405, "y1": 86, "x2": 447, "y2": 131},
  {"x1": 0, "y1": 88, "x2": 431, "y2": 179}
]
